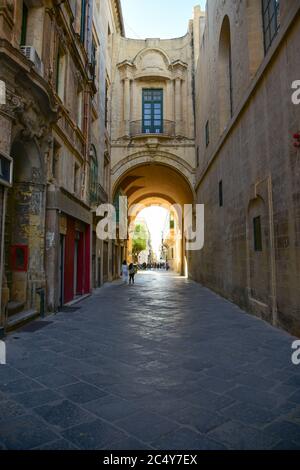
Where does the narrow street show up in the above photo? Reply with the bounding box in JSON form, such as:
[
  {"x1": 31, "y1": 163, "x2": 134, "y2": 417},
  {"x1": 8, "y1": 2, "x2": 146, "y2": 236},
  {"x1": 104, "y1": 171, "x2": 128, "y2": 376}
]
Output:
[{"x1": 0, "y1": 272, "x2": 300, "y2": 450}]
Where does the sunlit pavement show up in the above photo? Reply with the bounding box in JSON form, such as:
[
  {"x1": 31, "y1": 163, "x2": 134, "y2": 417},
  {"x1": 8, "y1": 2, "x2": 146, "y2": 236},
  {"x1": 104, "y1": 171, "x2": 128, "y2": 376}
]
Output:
[{"x1": 0, "y1": 271, "x2": 300, "y2": 450}]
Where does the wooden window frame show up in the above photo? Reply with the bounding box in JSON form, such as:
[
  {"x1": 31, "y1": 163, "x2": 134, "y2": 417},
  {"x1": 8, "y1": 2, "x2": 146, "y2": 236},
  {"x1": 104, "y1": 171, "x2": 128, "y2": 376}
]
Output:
[
  {"x1": 142, "y1": 89, "x2": 163, "y2": 134},
  {"x1": 262, "y1": 0, "x2": 280, "y2": 53},
  {"x1": 253, "y1": 216, "x2": 263, "y2": 252}
]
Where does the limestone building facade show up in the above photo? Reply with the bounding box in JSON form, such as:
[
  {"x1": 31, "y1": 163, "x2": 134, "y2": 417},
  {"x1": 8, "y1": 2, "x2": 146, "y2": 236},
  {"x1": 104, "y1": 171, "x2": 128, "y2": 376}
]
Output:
[
  {"x1": 0, "y1": 0, "x2": 61, "y2": 331},
  {"x1": 109, "y1": 12, "x2": 203, "y2": 274},
  {"x1": 91, "y1": 0, "x2": 125, "y2": 287},
  {"x1": 190, "y1": 0, "x2": 300, "y2": 335},
  {"x1": 0, "y1": 0, "x2": 121, "y2": 331}
]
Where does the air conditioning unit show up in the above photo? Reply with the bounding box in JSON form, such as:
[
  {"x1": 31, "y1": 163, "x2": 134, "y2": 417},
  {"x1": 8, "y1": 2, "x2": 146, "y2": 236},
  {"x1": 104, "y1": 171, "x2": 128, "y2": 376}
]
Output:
[{"x1": 20, "y1": 46, "x2": 44, "y2": 76}]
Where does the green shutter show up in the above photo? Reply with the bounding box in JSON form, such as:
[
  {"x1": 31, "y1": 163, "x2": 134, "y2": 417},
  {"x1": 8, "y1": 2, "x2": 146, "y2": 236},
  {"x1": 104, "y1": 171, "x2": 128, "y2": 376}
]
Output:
[
  {"x1": 142, "y1": 89, "x2": 163, "y2": 134},
  {"x1": 80, "y1": 0, "x2": 86, "y2": 43}
]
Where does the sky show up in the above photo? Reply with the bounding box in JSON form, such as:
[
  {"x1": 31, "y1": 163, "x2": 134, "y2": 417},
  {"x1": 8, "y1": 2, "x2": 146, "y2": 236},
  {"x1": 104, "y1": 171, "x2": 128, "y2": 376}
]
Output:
[
  {"x1": 138, "y1": 206, "x2": 169, "y2": 258},
  {"x1": 120, "y1": 0, "x2": 206, "y2": 39}
]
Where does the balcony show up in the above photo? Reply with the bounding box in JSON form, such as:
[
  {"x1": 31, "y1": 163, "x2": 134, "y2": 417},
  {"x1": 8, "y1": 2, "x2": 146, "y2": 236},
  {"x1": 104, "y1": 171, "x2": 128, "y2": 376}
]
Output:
[
  {"x1": 129, "y1": 120, "x2": 175, "y2": 139},
  {"x1": 90, "y1": 183, "x2": 108, "y2": 207}
]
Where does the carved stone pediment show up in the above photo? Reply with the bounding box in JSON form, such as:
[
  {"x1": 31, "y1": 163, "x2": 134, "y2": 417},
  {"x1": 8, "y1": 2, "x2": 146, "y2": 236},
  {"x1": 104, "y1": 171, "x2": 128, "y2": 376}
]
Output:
[
  {"x1": 4, "y1": 90, "x2": 51, "y2": 141},
  {"x1": 132, "y1": 48, "x2": 172, "y2": 80},
  {"x1": 117, "y1": 60, "x2": 136, "y2": 80},
  {"x1": 1, "y1": 87, "x2": 25, "y2": 117}
]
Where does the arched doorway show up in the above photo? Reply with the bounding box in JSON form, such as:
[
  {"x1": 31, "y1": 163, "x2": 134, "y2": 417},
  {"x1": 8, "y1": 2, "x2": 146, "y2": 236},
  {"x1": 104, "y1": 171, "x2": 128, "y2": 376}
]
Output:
[
  {"x1": 247, "y1": 195, "x2": 272, "y2": 323},
  {"x1": 3, "y1": 136, "x2": 46, "y2": 324},
  {"x1": 113, "y1": 162, "x2": 195, "y2": 276}
]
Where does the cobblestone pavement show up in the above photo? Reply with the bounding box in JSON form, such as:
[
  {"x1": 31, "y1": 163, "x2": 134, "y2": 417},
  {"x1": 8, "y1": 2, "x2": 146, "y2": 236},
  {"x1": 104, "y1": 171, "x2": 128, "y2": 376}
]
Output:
[{"x1": 0, "y1": 272, "x2": 300, "y2": 450}]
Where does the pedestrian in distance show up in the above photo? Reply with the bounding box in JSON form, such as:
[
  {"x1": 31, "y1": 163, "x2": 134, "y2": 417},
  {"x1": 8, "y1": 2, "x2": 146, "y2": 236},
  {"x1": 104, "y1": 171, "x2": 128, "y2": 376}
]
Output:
[
  {"x1": 121, "y1": 260, "x2": 129, "y2": 284},
  {"x1": 129, "y1": 263, "x2": 136, "y2": 285}
]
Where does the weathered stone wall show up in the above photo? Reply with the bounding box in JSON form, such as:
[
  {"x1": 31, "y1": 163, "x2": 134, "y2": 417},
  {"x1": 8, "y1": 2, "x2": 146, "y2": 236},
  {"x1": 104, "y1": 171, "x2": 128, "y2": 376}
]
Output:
[
  {"x1": 110, "y1": 30, "x2": 196, "y2": 193},
  {"x1": 90, "y1": 0, "x2": 123, "y2": 287},
  {"x1": 191, "y1": 0, "x2": 300, "y2": 335}
]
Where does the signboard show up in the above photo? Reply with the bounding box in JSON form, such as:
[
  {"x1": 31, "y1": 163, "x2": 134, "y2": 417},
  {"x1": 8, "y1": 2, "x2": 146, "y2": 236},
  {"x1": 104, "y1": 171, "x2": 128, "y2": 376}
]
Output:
[
  {"x1": 0, "y1": 152, "x2": 13, "y2": 187},
  {"x1": 10, "y1": 245, "x2": 29, "y2": 272}
]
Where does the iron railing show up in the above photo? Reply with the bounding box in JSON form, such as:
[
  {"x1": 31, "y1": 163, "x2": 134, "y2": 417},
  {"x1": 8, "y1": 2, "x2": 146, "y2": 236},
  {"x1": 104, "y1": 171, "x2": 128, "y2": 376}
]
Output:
[
  {"x1": 130, "y1": 120, "x2": 175, "y2": 138},
  {"x1": 90, "y1": 183, "x2": 108, "y2": 206}
]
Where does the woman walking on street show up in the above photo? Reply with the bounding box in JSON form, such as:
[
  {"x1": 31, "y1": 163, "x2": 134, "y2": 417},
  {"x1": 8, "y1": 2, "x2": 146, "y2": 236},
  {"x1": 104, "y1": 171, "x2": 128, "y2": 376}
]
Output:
[{"x1": 121, "y1": 260, "x2": 129, "y2": 285}]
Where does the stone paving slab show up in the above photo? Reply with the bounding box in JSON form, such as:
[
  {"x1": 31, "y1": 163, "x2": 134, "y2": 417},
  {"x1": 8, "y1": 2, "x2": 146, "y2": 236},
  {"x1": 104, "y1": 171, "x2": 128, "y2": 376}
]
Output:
[{"x1": 0, "y1": 272, "x2": 300, "y2": 450}]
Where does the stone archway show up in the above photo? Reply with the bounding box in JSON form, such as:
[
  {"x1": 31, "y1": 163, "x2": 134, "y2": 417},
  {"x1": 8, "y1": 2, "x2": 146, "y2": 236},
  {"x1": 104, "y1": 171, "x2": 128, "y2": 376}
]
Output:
[
  {"x1": 113, "y1": 162, "x2": 195, "y2": 275},
  {"x1": 3, "y1": 136, "x2": 46, "y2": 319},
  {"x1": 112, "y1": 151, "x2": 196, "y2": 198}
]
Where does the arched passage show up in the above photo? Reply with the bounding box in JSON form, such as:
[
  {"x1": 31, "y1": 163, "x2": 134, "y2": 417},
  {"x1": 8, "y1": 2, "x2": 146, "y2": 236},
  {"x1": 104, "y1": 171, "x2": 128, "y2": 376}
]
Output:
[
  {"x1": 113, "y1": 162, "x2": 195, "y2": 275},
  {"x1": 3, "y1": 136, "x2": 46, "y2": 318}
]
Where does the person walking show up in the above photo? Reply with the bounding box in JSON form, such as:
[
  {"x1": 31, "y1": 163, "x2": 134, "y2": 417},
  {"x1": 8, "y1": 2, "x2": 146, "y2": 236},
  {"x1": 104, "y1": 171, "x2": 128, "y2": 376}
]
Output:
[
  {"x1": 129, "y1": 263, "x2": 135, "y2": 285},
  {"x1": 121, "y1": 260, "x2": 129, "y2": 285}
]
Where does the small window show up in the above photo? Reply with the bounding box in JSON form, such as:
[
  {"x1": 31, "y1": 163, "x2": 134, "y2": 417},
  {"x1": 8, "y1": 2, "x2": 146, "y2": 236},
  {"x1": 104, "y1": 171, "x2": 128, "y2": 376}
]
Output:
[
  {"x1": 77, "y1": 90, "x2": 83, "y2": 130},
  {"x1": 196, "y1": 146, "x2": 200, "y2": 167},
  {"x1": 105, "y1": 81, "x2": 109, "y2": 128},
  {"x1": 56, "y1": 49, "x2": 66, "y2": 102},
  {"x1": 80, "y1": 0, "x2": 87, "y2": 43},
  {"x1": 74, "y1": 163, "x2": 81, "y2": 196},
  {"x1": 253, "y1": 216, "x2": 263, "y2": 251},
  {"x1": 219, "y1": 180, "x2": 223, "y2": 207},
  {"x1": 20, "y1": 1, "x2": 28, "y2": 46},
  {"x1": 91, "y1": 40, "x2": 97, "y2": 79},
  {"x1": 107, "y1": 24, "x2": 112, "y2": 56},
  {"x1": 52, "y1": 141, "x2": 61, "y2": 180},
  {"x1": 262, "y1": 0, "x2": 280, "y2": 53},
  {"x1": 90, "y1": 145, "x2": 98, "y2": 204},
  {"x1": 205, "y1": 120, "x2": 210, "y2": 147}
]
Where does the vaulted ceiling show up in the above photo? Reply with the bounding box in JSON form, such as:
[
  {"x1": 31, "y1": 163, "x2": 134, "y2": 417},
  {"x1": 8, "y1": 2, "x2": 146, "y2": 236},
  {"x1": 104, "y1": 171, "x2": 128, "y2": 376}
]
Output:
[{"x1": 116, "y1": 163, "x2": 194, "y2": 208}]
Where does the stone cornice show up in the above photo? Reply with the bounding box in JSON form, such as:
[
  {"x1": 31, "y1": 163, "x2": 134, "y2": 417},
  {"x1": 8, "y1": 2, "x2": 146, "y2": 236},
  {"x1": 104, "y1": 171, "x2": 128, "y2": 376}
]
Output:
[
  {"x1": 112, "y1": 0, "x2": 125, "y2": 37},
  {"x1": 0, "y1": 39, "x2": 58, "y2": 116}
]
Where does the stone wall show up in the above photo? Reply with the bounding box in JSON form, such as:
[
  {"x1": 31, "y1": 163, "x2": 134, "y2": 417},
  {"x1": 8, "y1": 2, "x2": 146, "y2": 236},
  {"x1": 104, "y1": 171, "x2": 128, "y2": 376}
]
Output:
[{"x1": 191, "y1": 0, "x2": 300, "y2": 335}]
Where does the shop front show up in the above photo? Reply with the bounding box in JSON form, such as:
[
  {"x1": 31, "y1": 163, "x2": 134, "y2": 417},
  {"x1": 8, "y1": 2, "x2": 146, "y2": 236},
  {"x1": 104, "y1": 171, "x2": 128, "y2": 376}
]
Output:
[{"x1": 46, "y1": 187, "x2": 92, "y2": 311}]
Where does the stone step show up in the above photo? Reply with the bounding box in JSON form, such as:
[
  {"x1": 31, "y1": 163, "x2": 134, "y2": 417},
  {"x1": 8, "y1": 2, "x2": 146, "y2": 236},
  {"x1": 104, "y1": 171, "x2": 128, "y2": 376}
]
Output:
[
  {"x1": 6, "y1": 309, "x2": 39, "y2": 332},
  {"x1": 7, "y1": 301, "x2": 25, "y2": 317}
]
